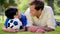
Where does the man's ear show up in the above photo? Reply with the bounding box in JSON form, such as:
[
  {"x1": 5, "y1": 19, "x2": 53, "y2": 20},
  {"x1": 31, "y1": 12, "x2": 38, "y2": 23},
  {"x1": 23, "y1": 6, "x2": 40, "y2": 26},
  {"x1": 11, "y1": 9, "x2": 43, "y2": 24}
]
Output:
[
  {"x1": 38, "y1": 9, "x2": 41, "y2": 12},
  {"x1": 38, "y1": 10, "x2": 40, "y2": 12}
]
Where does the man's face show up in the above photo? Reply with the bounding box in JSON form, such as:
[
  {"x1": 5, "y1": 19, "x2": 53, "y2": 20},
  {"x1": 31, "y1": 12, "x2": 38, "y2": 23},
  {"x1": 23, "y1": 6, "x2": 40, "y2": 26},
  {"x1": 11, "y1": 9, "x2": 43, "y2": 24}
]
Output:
[{"x1": 30, "y1": 5, "x2": 42, "y2": 16}]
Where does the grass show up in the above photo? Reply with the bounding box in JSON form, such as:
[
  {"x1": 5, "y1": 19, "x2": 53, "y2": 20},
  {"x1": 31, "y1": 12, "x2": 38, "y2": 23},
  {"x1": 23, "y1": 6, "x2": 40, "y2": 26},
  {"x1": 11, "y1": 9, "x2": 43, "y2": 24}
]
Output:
[
  {"x1": 0, "y1": 15, "x2": 60, "y2": 34},
  {"x1": 0, "y1": 23, "x2": 60, "y2": 34},
  {"x1": 55, "y1": 15, "x2": 60, "y2": 20}
]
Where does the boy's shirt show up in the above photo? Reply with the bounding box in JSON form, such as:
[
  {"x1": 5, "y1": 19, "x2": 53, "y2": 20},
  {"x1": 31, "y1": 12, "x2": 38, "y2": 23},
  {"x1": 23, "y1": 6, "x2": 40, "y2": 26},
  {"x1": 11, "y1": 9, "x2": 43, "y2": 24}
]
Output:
[{"x1": 4, "y1": 14, "x2": 27, "y2": 27}]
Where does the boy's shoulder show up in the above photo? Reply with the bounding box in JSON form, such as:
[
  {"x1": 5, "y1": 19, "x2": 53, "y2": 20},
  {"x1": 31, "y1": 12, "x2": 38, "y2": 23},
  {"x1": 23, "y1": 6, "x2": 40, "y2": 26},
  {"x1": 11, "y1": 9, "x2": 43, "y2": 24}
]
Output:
[
  {"x1": 20, "y1": 14, "x2": 27, "y2": 26},
  {"x1": 21, "y1": 14, "x2": 26, "y2": 17},
  {"x1": 20, "y1": 14, "x2": 26, "y2": 19}
]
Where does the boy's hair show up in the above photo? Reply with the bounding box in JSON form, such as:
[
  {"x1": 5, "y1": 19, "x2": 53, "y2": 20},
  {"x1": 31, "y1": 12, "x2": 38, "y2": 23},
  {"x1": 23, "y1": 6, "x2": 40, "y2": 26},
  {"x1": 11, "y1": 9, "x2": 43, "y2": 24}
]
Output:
[
  {"x1": 29, "y1": 0, "x2": 44, "y2": 11},
  {"x1": 5, "y1": 7, "x2": 18, "y2": 19}
]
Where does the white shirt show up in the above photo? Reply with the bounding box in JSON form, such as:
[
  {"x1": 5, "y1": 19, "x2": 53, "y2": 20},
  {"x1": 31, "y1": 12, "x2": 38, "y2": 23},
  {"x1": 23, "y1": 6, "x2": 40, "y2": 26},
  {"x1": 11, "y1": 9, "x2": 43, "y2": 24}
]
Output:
[{"x1": 24, "y1": 6, "x2": 56, "y2": 29}]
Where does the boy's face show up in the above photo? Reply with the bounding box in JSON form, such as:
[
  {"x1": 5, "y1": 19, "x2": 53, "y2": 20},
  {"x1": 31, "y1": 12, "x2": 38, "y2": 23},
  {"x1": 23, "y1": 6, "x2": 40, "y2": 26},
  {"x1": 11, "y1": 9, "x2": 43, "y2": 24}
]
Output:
[{"x1": 14, "y1": 11, "x2": 21, "y2": 19}]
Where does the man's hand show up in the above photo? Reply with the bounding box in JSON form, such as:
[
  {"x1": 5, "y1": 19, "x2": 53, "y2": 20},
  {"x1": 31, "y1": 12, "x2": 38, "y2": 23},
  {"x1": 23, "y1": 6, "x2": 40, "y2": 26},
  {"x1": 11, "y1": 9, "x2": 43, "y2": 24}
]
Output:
[{"x1": 43, "y1": 27, "x2": 55, "y2": 31}]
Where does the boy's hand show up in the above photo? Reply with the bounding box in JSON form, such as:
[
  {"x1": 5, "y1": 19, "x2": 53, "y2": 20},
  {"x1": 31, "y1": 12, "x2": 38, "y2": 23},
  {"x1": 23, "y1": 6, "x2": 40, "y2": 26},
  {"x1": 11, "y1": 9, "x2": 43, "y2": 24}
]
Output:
[
  {"x1": 7, "y1": 28, "x2": 18, "y2": 32},
  {"x1": 2, "y1": 26, "x2": 19, "y2": 32}
]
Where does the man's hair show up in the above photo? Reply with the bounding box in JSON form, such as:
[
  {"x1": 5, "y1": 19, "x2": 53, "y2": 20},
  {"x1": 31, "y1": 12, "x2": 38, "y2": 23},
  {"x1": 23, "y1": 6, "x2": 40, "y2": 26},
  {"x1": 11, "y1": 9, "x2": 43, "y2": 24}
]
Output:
[
  {"x1": 29, "y1": 0, "x2": 44, "y2": 11},
  {"x1": 5, "y1": 7, "x2": 18, "y2": 19}
]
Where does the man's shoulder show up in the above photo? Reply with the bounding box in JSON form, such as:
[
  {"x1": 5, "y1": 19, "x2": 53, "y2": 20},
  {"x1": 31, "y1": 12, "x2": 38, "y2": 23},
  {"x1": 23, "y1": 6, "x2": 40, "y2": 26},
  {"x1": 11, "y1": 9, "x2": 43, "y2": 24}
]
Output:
[
  {"x1": 43, "y1": 6, "x2": 53, "y2": 13},
  {"x1": 24, "y1": 8, "x2": 30, "y2": 15},
  {"x1": 44, "y1": 6, "x2": 52, "y2": 9}
]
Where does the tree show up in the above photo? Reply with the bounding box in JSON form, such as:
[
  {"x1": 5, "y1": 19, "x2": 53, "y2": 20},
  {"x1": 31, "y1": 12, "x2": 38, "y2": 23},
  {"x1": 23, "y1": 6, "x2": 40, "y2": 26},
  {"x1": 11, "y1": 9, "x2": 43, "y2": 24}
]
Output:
[
  {"x1": 0, "y1": 0, "x2": 17, "y2": 22},
  {"x1": 0, "y1": 0, "x2": 17, "y2": 11},
  {"x1": 45, "y1": 0, "x2": 55, "y2": 14}
]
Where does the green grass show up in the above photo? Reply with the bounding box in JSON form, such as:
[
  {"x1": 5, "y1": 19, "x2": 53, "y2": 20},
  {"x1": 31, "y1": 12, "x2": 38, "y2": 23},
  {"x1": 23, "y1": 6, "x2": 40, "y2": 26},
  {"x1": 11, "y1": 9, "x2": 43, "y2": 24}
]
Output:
[
  {"x1": 0, "y1": 15, "x2": 60, "y2": 34},
  {"x1": 55, "y1": 15, "x2": 60, "y2": 20},
  {"x1": 0, "y1": 23, "x2": 60, "y2": 34}
]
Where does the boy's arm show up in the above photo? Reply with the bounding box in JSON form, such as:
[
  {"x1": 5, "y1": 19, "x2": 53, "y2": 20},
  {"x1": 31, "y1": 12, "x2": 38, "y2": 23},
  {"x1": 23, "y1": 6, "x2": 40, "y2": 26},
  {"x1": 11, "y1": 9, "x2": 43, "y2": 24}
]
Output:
[
  {"x1": 2, "y1": 26, "x2": 18, "y2": 32},
  {"x1": 2, "y1": 18, "x2": 18, "y2": 32}
]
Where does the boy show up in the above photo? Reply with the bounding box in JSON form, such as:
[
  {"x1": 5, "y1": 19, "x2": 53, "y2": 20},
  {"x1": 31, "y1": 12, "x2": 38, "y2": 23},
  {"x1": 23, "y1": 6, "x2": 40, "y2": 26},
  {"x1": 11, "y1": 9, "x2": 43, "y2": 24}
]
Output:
[{"x1": 2, "y1": 7, "x2": 27, "y2": 32}]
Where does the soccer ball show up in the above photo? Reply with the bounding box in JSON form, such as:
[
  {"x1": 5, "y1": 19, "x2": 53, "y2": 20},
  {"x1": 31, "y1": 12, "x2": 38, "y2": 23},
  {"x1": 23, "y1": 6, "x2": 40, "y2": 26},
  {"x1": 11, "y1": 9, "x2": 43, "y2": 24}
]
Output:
[{"x1": 7, "y1": 18, "x2": 22, "y2": 30}]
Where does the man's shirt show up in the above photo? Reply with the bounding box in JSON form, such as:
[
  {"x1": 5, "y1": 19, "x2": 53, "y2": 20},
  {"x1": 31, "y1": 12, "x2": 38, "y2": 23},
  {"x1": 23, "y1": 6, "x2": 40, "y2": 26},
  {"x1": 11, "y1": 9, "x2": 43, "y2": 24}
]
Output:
[
  {"x1": 4, "y1": 14, "x2": 27, "y2": 27},
  {"x1": 24, "y1": 6, "x2": 56, "y2": 29}
]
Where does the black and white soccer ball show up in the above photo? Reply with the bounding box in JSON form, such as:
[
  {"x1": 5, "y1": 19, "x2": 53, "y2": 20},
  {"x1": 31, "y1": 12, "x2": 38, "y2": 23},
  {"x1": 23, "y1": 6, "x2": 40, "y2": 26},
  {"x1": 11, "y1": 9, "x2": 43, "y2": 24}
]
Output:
[{"x1": 7, "y1": 18, "x2": 23, "y2": 30}]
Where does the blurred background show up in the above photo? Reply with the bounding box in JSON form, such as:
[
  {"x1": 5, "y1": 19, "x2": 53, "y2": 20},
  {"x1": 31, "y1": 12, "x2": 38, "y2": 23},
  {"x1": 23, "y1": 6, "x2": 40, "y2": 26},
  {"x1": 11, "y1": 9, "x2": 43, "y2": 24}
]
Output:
[
  {"x1": 0, "y1": 0, "x2": 60, "y2": 34},
  {"x1": 0, "y1": 0, "x2": 60, "y2": 23}
]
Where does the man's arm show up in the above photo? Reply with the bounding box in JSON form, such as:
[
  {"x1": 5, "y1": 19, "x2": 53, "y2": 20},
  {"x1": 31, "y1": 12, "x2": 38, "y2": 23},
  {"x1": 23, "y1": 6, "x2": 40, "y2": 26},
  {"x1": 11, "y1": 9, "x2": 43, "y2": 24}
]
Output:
[
  {"x1": 44, "y1": 6, "x2": 56, "y2": 31},
  {"x1": 24, "y1": 8, "x2": 33, "y2": 27}
]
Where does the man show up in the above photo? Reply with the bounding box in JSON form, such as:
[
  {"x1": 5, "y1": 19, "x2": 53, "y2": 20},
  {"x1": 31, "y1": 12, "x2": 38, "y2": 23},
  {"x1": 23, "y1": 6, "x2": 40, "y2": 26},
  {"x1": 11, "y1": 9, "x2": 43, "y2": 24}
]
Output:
[
  {"x1": 25, "y1": 0, "x2": 56, "y2": 31},
  {"x1": 2, "y1": 7, "x2": 27, "y2": 32}
]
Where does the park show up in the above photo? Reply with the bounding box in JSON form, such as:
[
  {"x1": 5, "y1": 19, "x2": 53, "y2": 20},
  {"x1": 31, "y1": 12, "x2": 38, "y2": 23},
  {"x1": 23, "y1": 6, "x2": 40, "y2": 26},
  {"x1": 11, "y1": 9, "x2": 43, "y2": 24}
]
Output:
[{"x1": 0, "y1": 0, "x2": 60, "y2": 34}]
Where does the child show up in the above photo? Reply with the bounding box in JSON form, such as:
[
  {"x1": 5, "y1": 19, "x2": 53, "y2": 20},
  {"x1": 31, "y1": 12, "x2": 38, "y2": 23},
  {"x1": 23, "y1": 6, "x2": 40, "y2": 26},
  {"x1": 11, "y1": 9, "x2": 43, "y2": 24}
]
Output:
[{"x1": 2, "y1": 7, "x2": 27, "y2": 32}]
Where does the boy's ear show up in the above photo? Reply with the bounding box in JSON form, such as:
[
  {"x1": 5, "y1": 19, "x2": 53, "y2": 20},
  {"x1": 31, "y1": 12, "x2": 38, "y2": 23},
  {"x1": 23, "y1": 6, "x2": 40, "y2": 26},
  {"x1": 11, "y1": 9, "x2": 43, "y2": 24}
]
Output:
[
  {"x1": 14, "y1": 15, "x2": 16, "y2": 18},
  {"x1": 14, "y1": 15, "x2": 18, "y2": 18}
]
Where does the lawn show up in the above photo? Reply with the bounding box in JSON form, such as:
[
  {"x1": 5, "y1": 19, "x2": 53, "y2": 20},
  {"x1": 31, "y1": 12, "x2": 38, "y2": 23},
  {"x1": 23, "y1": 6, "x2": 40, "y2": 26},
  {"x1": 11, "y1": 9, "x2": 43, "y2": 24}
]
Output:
[
  {"x1": 55, "y1": 15, "x2": 60, "y2": 21},
  {"x1": 0, "y1": 15, "x2": 60, "y2": 34}
]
